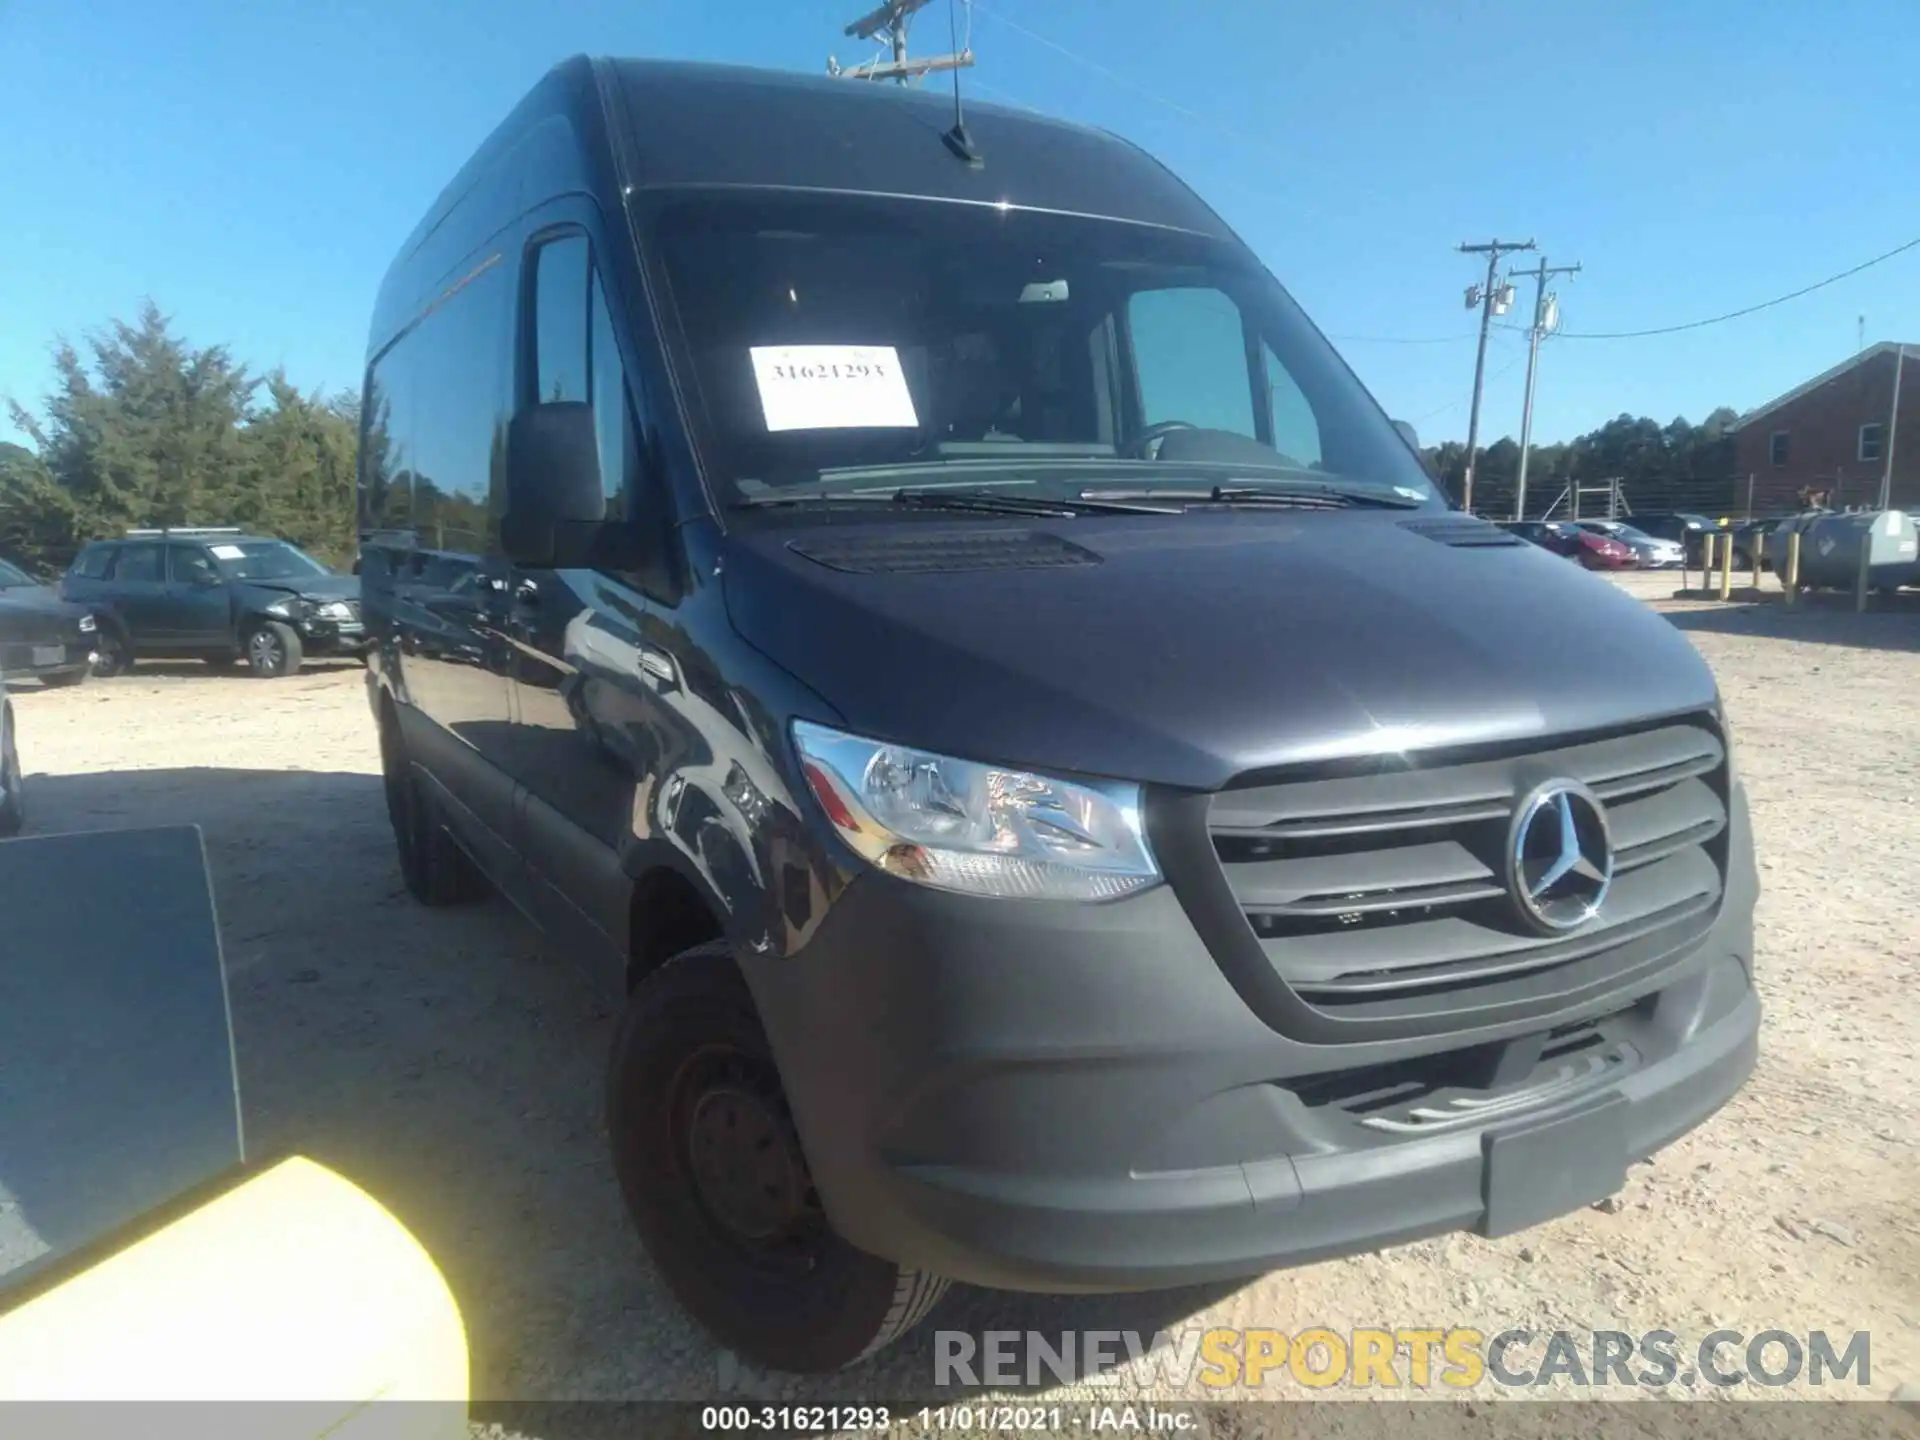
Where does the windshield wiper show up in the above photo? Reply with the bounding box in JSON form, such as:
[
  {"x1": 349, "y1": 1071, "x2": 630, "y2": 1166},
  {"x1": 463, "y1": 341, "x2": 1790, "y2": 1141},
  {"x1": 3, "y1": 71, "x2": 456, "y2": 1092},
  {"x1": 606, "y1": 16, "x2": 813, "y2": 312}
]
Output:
[
  {"x1": 732, "y1": 486, "x2": 1181, "y2": 517},
  {"x1": 1077, "y1": 481, "x2": 1426, "y2": 510}
]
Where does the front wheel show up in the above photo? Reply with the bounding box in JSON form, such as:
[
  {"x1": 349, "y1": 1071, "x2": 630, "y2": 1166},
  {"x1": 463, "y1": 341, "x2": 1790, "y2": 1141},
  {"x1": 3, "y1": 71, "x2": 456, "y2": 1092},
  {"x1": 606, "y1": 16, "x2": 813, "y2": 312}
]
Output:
[
  {"x1": 39, "y1": 670, "x2": 87, "y2": 689},
  {"x1": 607, "y1": 943, "x2": 949, "y2": 1373},
  {"x1": 246, "y1": 621, "x2": 303, "y2": 678}
]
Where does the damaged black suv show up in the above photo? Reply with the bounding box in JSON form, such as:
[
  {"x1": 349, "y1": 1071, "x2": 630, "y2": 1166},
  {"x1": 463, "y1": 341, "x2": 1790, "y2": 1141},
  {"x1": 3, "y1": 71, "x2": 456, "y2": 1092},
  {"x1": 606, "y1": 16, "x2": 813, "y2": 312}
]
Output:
[{"x1": 60, "y1": 528, "x2": 363, "y2": 677}]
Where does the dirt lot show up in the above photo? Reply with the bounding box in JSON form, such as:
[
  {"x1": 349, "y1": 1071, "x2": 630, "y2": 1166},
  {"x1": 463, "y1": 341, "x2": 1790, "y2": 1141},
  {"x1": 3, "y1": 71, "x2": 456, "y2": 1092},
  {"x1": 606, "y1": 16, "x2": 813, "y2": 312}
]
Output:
[{"x1": 5, "y1": 580, "x2": 1917, "y2": 1421}]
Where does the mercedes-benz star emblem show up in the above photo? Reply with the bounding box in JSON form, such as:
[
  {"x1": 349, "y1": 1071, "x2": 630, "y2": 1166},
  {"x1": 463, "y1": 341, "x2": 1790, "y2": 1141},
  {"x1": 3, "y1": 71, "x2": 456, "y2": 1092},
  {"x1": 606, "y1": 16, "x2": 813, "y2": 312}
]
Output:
[{"x1": 1506, "y1": 779, "x2": 1614, "y2": 934}]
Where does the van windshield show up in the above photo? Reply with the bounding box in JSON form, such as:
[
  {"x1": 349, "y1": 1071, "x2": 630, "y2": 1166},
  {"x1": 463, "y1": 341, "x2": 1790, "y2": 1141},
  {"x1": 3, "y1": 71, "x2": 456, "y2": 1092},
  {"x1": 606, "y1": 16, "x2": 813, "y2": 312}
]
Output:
[{"x1": 648, "y1": 193, "x2": 1438, "y2": 509}]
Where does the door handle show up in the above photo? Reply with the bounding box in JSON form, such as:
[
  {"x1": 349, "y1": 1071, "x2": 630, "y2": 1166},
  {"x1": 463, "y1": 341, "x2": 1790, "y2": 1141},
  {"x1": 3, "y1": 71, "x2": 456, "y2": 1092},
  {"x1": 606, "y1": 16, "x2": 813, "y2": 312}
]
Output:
[{"x1": 513, "y1": 579, "x2": 540, "y2": 607}]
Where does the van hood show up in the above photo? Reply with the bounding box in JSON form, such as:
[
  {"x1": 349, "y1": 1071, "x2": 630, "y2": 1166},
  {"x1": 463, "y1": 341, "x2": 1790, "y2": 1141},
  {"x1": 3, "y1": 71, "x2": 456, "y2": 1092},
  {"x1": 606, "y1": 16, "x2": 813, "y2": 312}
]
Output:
[{"x1": 721, "y1": 511, "x2": 1717, "y2": 792}]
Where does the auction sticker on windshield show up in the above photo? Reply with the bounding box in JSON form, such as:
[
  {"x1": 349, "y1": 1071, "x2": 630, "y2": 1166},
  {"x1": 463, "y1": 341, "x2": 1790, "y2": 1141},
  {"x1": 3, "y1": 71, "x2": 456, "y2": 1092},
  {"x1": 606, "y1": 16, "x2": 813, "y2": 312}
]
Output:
[
  {"x1": 749, "y1": 345, "x2": 919, "y2": 433},
  {"x1": 210, "y1": 544, "x2": 246, "y2": 559}
]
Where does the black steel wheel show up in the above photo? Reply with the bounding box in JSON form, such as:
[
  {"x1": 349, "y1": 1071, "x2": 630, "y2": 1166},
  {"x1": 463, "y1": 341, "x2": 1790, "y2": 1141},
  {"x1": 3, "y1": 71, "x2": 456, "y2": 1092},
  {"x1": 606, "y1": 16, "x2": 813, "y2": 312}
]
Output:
[{"x1": 607, "y1": 943, "x2": 948, "y2": 1372}]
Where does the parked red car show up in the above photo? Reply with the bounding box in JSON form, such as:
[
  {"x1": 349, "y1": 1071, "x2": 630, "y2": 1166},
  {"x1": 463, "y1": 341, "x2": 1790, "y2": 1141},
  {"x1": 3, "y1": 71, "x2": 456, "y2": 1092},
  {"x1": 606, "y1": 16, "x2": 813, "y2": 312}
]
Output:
[{"x1": 1500, "y1": 520, "x2": 1639, "y2": 570}]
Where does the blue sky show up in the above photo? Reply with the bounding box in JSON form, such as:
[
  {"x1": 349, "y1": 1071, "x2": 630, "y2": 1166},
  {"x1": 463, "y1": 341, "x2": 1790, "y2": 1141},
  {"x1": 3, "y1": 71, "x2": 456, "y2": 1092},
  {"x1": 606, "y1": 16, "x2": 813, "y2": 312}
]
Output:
[{"x1": 4, "y1": 0, "x2": 1917, "y2": 450}]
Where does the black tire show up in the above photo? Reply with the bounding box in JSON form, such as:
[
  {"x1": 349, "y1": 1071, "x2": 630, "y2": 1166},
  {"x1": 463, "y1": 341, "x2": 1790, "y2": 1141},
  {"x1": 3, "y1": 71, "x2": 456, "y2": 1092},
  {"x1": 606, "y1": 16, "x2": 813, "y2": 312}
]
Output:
[
  {"x1": 0, "y1": 708, "x2": 22, "y2": 837},
  {"x1": 607, "y1": 942, "x2": 949, "y2": 1373},
  {"x1": 378, "y1": 703, "x2": 489, "y2": 906},
  {"x1": 39, "y1": 670, "x2": 87, "y2": 689},
  {"x1": 91, "y1": 624, "x2": 133, "y2": 677},
  {"x1": 245, "y1": 621, "x2": 303, "y2": 678}
]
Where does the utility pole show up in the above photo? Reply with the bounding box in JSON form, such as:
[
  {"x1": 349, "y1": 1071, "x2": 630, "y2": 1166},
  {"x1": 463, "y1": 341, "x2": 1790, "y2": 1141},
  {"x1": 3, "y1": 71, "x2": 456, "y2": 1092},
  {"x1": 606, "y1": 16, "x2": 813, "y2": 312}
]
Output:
[
  {"x1": 1457, "y1": 238, "x2": 1535, "y2": 514},
  {"x1": 1509, "y1": 255, "x2": 1581, "y2": 521},
  {"x1": 1880, "y1": 344, "x2": 1905, "y2": 512},
  {"x1": 828, "y1": 0, "x2": 973, "y2": 84}
]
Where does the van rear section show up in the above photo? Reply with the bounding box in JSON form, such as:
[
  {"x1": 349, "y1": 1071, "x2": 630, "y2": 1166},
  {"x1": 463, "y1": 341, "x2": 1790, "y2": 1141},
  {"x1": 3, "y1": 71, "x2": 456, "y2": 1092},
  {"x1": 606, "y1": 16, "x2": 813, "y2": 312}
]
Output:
[{"x1": 357, "y1": 54, "x2": 1759, "y2": 1373}]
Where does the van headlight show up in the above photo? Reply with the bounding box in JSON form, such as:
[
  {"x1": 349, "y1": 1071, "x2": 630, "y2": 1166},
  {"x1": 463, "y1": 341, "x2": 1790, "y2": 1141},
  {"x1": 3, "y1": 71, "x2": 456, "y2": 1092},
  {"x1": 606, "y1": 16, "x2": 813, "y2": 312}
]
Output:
[{"x1": 792, "y1": 721, "x2": 1159, "y2": 901}]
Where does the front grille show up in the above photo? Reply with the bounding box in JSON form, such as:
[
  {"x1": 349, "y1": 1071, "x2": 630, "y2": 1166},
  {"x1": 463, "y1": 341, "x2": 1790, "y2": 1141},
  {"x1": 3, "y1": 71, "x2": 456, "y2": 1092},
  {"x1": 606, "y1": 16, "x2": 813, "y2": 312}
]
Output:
[{"x1": 1199, "y1": 718, "x2": 1728, "y2": 1031}]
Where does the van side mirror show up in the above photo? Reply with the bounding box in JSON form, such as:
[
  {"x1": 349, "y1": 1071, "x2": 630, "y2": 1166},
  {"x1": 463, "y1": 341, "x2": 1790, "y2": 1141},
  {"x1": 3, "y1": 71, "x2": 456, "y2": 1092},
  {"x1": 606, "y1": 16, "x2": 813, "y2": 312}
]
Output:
[
  {"x1": 502, "y1": 402, "x2": 605, "y2": 568},
  {"x1": 1392, "y1": 420, "x2": 1420, "y2": 451}
]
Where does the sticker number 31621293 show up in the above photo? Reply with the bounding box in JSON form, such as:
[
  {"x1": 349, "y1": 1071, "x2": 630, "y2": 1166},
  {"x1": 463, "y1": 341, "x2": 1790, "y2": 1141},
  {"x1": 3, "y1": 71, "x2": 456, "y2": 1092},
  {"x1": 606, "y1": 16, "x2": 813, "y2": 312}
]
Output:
[{"x1": 749, "y1": 345, "x2": 920, "y2": 433}]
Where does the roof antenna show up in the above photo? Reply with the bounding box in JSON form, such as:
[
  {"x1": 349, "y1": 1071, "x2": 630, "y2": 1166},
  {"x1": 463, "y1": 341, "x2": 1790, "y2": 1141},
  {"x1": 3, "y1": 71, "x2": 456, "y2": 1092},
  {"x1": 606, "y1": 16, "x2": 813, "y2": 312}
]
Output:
[{"x1": 941, "y1": 0, "x2": 982, "y2": 166}]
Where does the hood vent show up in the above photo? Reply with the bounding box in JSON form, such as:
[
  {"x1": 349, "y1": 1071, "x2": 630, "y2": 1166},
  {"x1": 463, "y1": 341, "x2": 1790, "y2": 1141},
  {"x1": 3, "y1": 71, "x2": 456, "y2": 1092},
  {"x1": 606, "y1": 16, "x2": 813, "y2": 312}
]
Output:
[
  {"x1": 1398, "y1": 517, "x2": 1525, "y2": 548},
  {"x1": 786, "y1": 530, "x2": 1104, "y2": 576}
]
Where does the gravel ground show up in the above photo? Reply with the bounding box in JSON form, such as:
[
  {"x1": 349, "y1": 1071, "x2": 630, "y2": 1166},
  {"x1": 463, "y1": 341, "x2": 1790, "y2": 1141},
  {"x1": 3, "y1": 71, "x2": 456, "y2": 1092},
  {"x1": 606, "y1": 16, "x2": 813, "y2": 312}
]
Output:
[{"x1": 4, "y1": 580, "x2": 1916, "y2": 1430}]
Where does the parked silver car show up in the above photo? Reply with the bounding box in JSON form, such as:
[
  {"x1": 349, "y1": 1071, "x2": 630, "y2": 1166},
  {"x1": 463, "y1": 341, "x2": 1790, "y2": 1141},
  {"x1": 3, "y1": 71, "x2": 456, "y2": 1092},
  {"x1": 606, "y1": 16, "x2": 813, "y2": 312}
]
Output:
[{"x1": 1578, "y1": 520, "x2": 1685, "y2": 568}]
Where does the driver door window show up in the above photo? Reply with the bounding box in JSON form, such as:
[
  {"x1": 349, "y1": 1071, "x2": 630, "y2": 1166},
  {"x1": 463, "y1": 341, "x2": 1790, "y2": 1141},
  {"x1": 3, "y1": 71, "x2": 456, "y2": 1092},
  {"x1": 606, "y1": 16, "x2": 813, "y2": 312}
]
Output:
[
  {"x1": 169, "y1": 545, "x2": 220, "y2": 586},
  {"x1": 1127, "y1": 287, "x2": 1256, "y2": 438}
]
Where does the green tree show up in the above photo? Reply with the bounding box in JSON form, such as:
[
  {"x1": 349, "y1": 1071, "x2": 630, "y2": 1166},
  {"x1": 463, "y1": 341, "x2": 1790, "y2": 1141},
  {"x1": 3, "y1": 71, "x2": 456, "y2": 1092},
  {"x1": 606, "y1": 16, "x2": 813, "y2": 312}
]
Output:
[
  {"x1": 8, "y1": 302, "x2": 257, "y2": 536},
  {"x1": 1421, "y1": 405, "x2": 1742, "y2": 517},
  {"x1": 0, "y1": 442, "x2": 79, "y2": 571},
  {"x1": 4, "y1": 302, "x2": 364, "y2": 572},
  {"x1": 239, "y1": 374, "x2": 361, "y2": 567}
]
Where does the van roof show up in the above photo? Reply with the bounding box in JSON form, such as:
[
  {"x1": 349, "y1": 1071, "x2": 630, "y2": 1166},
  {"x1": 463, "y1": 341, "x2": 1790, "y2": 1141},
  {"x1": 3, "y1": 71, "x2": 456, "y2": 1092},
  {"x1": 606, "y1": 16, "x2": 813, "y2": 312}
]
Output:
[
  {"x1": 606, "y1": 57, "x2": 1233, "y2": 237},
  {"x1": 371, "y1": 55, "x2": 1241, "y2": 358}
]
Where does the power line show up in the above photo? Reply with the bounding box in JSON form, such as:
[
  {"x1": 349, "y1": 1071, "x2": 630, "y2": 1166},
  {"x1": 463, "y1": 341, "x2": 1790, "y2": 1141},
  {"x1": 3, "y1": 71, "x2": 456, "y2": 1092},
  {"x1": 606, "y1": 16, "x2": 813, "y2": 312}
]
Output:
[
  {"x1": 1351, "y1": 233, "x2": 1919, "y2": 348},
  {"x1": 1330, "y1": 332, "x2": 1479, "y2": 345},
  {"x1": 970, "y1": 8, "x2": 1920, "y2": 353},
  {"x1": 971, "y1": 1, "x2": 1212, "y2": 126},
  {"x1": 1406, "y1": 338, "x2": 1530, "y2": 425},
  {"x1": 1556, "y1": 233, "x2": 1920, "y2": 340},
  {"x1": 969, "y1": 0, "x2": 1335, "y2": 227}
]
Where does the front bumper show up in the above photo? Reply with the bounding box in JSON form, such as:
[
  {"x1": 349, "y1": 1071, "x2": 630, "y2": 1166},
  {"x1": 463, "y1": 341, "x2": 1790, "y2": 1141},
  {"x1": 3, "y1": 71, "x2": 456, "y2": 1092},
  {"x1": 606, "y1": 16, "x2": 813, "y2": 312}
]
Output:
[
  {"x1": 295, "y1": 617, "x2": 368, "y2": 655},
  {"x1": 0, "y1": 639, "x2": 94, "y2": 683},
  {"x1": 744, "y1": 785, "x2": 1759, "y2": 1294}
]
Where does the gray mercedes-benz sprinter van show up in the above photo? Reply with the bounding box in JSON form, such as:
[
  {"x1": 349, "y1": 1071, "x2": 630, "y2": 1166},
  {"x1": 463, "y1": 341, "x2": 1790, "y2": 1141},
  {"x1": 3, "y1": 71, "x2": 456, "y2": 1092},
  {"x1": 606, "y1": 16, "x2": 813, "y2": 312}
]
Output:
[{"x1": 358, "y1": 56, "x2": 1760, "y2": 1373}]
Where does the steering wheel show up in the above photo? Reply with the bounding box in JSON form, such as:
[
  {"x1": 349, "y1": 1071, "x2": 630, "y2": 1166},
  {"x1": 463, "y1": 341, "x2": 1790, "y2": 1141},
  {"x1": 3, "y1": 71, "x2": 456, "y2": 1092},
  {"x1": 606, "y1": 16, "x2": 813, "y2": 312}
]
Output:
[{"x1": 1130, "y1": 419, "x2": 1198, "y2": 459}]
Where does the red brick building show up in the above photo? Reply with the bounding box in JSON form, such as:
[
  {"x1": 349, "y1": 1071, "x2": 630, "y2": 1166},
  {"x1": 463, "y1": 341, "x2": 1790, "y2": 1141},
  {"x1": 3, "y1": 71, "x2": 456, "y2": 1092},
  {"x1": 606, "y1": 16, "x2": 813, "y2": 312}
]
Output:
[{"x1": 1729, "y1": 343, "x2": 1919, "y2": 514}]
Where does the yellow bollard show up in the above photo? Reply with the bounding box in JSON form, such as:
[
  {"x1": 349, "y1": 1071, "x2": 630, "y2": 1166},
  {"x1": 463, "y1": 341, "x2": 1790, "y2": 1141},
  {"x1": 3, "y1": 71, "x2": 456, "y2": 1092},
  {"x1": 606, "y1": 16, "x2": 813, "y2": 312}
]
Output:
[
  {"x1": 1717, "y1": 530, "x2": 1733, "y2": 601},
  {"x1": 1784, "y1": 531, "x2": 1802, "y2": 606},
  {"x1": 1700, "y1": 533, "x2": 1717, "y2": 595}
]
